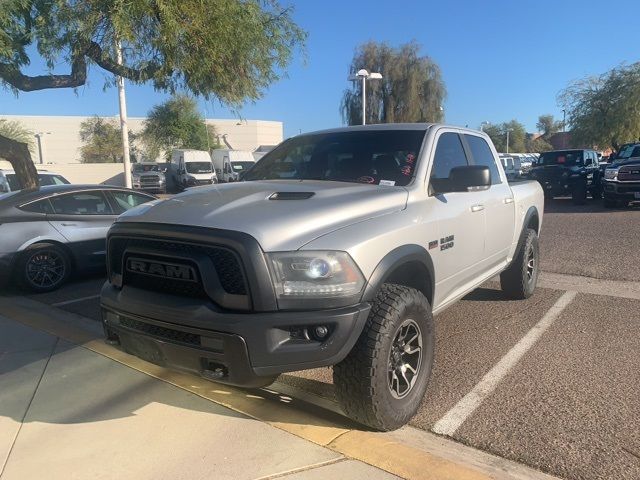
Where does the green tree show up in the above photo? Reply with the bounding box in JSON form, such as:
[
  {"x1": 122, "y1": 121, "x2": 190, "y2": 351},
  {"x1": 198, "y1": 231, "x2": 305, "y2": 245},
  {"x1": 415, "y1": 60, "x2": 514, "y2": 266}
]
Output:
[
  {"x1": 536, "y1": 114, "x2": 562, "y2": 138},
  {"x1": 526, "y1": 136, "x2": 553, "y2": 153},
  {"x1": 142, "y1": 95, "x2": 216, "y2": 159},
  {"x1": 79, "y1": 116, "x2": 137, "y2": 163},
  {"x1": 559, "y1": 62, "x2": 640, "y2": 150},
  {"x1": 483, "y1": 120, "x2": 526, "y2": 153},
  {"x1": 0, "y1": 0, "x2": 305, "y2": 185},
  {"x1": 341, "y1": 41, "x2": 446, "y2": 125}
]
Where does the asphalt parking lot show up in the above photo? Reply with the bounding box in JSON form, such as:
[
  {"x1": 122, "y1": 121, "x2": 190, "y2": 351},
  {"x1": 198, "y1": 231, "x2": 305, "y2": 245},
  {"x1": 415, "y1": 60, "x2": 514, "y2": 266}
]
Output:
[{"x1": 8, "y1": 197, "x2": 640, "y2": 480}]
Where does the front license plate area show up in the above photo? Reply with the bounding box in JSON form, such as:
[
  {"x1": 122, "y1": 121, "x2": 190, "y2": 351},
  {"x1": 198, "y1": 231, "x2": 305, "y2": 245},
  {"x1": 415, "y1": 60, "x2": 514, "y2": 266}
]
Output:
[{"x1": 120, "y1": 333, "x2": 166, "y2": 366}]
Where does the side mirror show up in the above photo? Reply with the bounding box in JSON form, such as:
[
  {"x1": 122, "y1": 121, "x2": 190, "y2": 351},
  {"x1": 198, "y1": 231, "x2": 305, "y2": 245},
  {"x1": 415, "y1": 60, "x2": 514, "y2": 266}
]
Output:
[{"x1": 448, "y1": 165, "x2": 491, "y2": 192}]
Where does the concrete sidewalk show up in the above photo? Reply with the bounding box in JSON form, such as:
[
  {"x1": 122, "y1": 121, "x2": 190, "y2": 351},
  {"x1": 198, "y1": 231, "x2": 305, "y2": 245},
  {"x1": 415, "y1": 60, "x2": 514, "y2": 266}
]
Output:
[{"x1": 0, "y1": 315, "x2": 397, "y2": 480}]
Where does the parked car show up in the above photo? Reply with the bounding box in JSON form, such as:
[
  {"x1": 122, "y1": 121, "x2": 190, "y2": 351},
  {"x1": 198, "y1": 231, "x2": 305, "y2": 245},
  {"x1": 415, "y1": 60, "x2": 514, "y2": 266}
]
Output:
[
  {"x1": 0, "y1": 185, "x2": 156, "y2": 292},
  {"x1": 528, "y1": 149, "x2": 602, "y2": 204},
  {"x1": 498, "y1": 154, "x2": 519, "y2": 180},
  {"x1": 211, "y1": 149, "x2": 257, "y2": 183},
  {"x1": 101, "y1": 124, "x2": 544, "y2": 431},
  {"x1": 168, "y1": 149, "x2": 218, "y2": 192},
  {"x1": 0, "y1": 169, "x2": 70, "y2": 193},
  {"x1": 602, "y1": 149, "x2": 640, "y2": 208},
  {"x1": 132, "y1": 162, "x2": 166, "y2": 194}
]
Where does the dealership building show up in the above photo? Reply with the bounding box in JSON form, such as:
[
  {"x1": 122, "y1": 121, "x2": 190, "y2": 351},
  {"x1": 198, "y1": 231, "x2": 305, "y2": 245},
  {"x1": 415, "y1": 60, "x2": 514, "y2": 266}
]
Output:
[{"x1": 0, "y1": 115, "x2": 284, "y2": 165}]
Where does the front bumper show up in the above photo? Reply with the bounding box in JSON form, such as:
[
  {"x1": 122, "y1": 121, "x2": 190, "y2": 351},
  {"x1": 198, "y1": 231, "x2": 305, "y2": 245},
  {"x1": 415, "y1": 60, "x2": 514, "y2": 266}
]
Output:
[
  {"x1": 603, "y1": 180, "x2": 640, "y2": 200},
  {"x1": 101, "y1": 282, "x2": 370, "y2": 387}
]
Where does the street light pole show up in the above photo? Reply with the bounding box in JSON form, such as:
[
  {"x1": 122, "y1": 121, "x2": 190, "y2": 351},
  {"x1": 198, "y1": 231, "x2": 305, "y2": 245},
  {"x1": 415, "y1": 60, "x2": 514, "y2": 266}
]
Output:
[
  {"x1": 506, "y1": 128, "x2": 513, "y2": 154},
  {"x1": 34, "y1": 132, "x2": 51, "y2": 164},
  {"x1": 480, "y1": 121, "x2": 489, "y2": 132},
  {"x1": 115, "y1": 39, "x2": 132, "y2": 188},
  {"x1": 562, "y1": 109, "x2": 566, "y2": 133},
  {"x1": 348, "y1": 69, "x2": 383, "y2": 125}
]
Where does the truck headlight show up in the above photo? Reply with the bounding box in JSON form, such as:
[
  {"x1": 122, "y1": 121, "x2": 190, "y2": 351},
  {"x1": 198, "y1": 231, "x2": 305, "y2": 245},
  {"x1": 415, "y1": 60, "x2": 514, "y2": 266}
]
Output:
[
  {"x1": 267, "y1": 251, "x2": 365, "y2": 308},
  {"x1": 604, "y1": 168, "x2": 618, "y2": 180}
]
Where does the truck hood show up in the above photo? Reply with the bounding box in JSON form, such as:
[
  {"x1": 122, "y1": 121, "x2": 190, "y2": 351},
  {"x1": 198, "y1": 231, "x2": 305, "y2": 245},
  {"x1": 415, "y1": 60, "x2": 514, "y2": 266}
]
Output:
[{"x1": 118, "y1": 180, "x2": 408, "y2": 251}]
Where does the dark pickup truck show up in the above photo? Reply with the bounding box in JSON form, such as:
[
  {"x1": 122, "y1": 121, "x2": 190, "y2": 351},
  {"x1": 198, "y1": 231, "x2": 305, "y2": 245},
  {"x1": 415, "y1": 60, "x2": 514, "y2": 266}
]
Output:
[
  {"x1": 528, "y1": 149, "x2": 602, "y2": 204},
  {"x1": 602, "y1": 145, "x2": 640, "y2": 207}
]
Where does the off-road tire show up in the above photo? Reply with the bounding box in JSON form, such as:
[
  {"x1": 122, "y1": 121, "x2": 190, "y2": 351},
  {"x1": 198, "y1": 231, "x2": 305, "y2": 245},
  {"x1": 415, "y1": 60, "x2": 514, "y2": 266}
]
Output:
[
  {"x1": 500, "y1": 228, "x2": 539, "y2": 299},
  {"x1": 590, "y1": 187, "x2": 602, "y2": 200},
  {"x1": 333, "y1": 284, "x2": 434, "y2": 431},
  {"x1": 572, "y1": 182, "x2": 587, "y2": 205},
  {"x1": 18, "y1": 243, "x2": 71, "y2": 293}
]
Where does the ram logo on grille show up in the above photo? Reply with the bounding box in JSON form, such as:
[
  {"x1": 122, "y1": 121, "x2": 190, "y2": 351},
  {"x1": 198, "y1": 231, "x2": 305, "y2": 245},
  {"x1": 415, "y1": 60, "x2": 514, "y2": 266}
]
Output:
[{"x1": 126, "y1": 257, "x2": 197, "y2": 282}]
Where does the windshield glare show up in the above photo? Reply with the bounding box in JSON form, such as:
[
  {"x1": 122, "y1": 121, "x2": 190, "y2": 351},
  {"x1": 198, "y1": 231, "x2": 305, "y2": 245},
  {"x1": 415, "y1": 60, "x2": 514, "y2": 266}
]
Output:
[
  {"x1": 243, "y1": 130, "x2": 425, "y2": 186},
  {"x1": 185, "y1": 162, "x2": 213, "y2": 174},
  {"x1": 615, "y1": 144, "x2": 640, "y2": 160}
]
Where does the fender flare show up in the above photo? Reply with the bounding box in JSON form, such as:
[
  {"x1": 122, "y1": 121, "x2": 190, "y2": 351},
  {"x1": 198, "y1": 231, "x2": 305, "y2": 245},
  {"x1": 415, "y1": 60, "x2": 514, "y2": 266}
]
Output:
[
  {"x1": 514, "y1": 206, "x2": 540, "y2": 258},
  {"x1": 361, "y1": 244, "x2": 435, "y2": 304}
]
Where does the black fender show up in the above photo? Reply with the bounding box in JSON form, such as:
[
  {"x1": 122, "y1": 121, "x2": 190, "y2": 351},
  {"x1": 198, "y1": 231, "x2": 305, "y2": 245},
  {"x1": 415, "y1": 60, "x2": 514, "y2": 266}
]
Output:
[
  {"x1": 513, "y1": 206, "x2": 539, "y2": 260},
  {"x1": 361, "y1": 244, "x2": 435, "y2": 305}
]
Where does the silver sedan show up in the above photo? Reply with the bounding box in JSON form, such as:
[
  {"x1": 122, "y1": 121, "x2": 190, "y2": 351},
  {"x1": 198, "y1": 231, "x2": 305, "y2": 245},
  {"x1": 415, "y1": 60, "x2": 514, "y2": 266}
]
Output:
[{"x1": 0, "y1": 184, "x2": 156, "y2": 292}]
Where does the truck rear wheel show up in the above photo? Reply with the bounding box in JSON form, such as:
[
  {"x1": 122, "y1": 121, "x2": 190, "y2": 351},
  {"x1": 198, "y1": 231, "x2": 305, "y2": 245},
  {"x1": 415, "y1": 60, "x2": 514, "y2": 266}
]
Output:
[
  {"x1": 500, "y1": 228, "x2": 539, "y2": 299},
  {"x1": 333, "y1": 284, "x2": 434, "y2": 431}
]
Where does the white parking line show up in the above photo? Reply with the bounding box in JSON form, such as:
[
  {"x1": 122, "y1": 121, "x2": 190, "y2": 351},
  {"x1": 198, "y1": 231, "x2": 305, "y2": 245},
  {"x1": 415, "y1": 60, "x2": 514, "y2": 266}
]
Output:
[
  {"x1": 52, "y1": 294, "x2": 101, "y2": 307},
  {"x1": 432, "y1": 290, "x2": 578, "y2": 437}
]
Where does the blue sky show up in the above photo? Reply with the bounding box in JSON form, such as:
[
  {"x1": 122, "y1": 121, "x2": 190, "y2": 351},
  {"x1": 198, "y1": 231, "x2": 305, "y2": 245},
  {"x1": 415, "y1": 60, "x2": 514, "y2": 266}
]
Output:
[{"x1": 1, "y1": 0, "x2": 638, "y2": 138}]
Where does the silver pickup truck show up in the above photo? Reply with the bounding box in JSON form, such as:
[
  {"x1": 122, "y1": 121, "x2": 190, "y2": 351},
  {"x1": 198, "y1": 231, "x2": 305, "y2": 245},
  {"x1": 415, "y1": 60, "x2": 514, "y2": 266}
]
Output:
[{"x1": 101, "y1": 124, "x2": 544, "y2": 430}]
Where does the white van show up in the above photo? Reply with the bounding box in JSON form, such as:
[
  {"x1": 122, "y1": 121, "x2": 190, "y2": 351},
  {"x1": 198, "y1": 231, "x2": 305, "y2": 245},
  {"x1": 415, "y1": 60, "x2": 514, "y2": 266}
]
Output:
[
  {"x1": 169, "y1": 149, "x2": 217, "y2": 191},
  {"x1": 211, "y1": 149, "x2": 256, "y2": 183}
]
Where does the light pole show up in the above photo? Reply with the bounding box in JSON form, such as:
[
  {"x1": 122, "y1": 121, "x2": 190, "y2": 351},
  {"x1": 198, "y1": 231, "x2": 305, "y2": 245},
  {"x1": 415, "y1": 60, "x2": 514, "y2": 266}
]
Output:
[
  {"x1": 34, "y1": 132, "x2": 51, "y2": 164},
  {"x1": 505, "y1": 128, "x2": 513, "y2": 153},
  {"x1": 115, "y1": 39, "x2": 132, "y2": 188},
  {"x1": 480, "y1": 121, "x2": 490, "y2": 132},
  {"x1": 562, "y1": 109, "x2": 566, "y2": 133},
  {"x1": 348, "y1": 69, "x2": 383, "y2": 125}
]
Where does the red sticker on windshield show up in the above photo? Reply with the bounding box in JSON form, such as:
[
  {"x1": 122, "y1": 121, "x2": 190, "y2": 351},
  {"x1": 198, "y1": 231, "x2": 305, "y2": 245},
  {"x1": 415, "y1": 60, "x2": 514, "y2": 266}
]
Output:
[{"x1": 557, "y1": 156, "x2": 565, "y2": 163}]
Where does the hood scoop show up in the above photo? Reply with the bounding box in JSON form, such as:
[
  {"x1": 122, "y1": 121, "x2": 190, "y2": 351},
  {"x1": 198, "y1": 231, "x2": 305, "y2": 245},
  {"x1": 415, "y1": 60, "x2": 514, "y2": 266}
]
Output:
[{"x1": 269, "y1": 191, "x2": 315, "y2": 200}]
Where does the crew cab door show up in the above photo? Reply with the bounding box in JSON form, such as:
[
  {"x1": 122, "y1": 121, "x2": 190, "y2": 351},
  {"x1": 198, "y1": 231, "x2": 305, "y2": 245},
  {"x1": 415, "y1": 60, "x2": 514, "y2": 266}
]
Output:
[
  {"x1": 462, "y1": 134, "x2": 515, "y2": 264},
  {"x1": 428, "y1": 131, "x2": 486, "y2": 307}
]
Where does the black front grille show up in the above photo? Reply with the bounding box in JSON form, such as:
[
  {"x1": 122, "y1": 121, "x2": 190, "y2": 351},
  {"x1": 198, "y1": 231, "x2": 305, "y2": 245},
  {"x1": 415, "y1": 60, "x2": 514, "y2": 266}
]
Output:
[
  {"x1": 119, "y1": 317, "x2": 201, "y2": 346},
  {"x1": 125, "y1": 270, "x2": 207, "y2": 299},
  {"x1": 618, "y1": 166, "x2": 640, "y2": 182},
  {"x1": 109, "y1": 236, "x2": 248, "y2": 302}
]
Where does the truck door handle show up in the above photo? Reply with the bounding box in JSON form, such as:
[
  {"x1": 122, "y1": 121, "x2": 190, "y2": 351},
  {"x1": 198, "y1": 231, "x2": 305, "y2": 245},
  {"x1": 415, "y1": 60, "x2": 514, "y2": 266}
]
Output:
[
  {"x1": 61, "y1": 223, "x2": 77, "y2": 226},
  {"x1": 503, "y1": 197, "x2": 514, "y2": 204},
  {"x1": 470, "y1": 204, "x2": 484, "y2": 212}
]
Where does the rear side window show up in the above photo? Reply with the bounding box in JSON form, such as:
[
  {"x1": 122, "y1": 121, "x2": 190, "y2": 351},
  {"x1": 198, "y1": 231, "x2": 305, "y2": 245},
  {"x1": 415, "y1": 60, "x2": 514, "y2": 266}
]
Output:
[
  {"x1": 108, "y1": 191, "x2": 154, "y2": 214},
  {"x1": 39, "y1": 174, "x2": 69, "y2": 186},
  {"x1": 430, "y1": 132, "x2": 469, "y2": 192},
  {"x1": 464, "y1": 135, "x2": 502, "y2": 184},
  {"x1": 20, "y1": 199, "x2": 54, "y2": 214},
  {"x1": 50, "y1": 191, "x2": 113, "y2": 215}
]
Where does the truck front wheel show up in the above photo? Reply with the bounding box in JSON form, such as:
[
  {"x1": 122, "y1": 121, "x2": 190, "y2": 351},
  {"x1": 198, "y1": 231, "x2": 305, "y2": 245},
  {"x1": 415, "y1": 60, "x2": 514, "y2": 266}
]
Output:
[
  {"x1": 500, "y1": 228, "x2": 539, "y2": 299},
  {"x1": 572, "y1": 182, "x2": 587, "y2": 205},
  {"x1": 333, "y1": 284, "x2": 434, "y2": 431}
]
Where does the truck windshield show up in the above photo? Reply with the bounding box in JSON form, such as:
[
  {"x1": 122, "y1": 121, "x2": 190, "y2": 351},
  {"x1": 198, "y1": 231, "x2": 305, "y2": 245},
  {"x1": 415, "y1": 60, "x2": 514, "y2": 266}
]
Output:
[
  {"x1": 539, "y1": 151, "x2": 582, "y2": 166},
  {"x1": 133, "y1": 164, "x2": 159, "y2": 173},
  {"x1": 244, "y1": 130, "x2": 425, "y2": 186},
  {"x1": 185, "y1": 162, "x2": 212, "y2": 174},
  {"x1": 614, "y1": 144, "x2": 640, "y2": 161}
]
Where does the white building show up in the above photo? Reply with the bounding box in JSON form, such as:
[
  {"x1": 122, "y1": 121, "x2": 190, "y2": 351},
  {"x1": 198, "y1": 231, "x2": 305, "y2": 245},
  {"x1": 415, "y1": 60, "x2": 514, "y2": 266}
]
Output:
[{"x1": 0, "y1": 115, "x2": 283, "y2": 165}]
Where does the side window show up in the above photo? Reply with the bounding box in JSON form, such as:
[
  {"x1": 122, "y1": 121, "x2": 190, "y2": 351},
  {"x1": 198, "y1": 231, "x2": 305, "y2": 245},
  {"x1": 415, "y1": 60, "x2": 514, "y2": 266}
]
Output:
[
  {"x1": 20, "y1": 199, "x2": 54, "y2": 214},
  {"x1": 464, "y1": 134, "x2": 502, "y2": 184},
  {"x1": 430, "y1": 132, "x2": 468, "y2": 192},
  {"x1": 109, "y1": 191, "x2": 153, "y2": 214},
  {"x1": 49, "y1": 191, "x2": 113, "y2": 215}
]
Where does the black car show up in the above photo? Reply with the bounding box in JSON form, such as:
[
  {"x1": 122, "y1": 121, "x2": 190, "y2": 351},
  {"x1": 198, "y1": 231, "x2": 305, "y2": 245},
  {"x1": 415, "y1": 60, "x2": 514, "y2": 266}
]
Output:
[
  {"x1": 602, "y1": 144, "x2": 640, "y2": 207},
  {"x1": 0, "y1": 185, "x2": 155, "y2": 292},
  {"x1": 528, "y1": 149, "x2": 602, "y2": 204}
]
